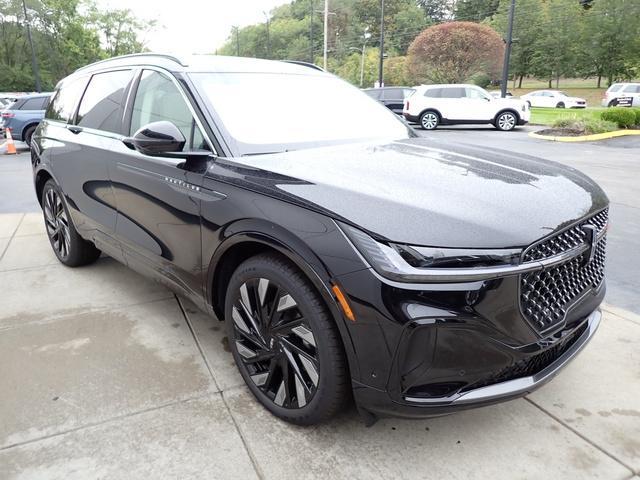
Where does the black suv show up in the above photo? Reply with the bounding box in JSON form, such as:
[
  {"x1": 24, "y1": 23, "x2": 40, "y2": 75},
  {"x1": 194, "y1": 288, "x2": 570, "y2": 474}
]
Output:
[
  {"x1": 32, "y1": 54, "x2": 608, "y2": 425},
  {"x1": 363, "y1": 86, "x2": 415, "y2": 114}
]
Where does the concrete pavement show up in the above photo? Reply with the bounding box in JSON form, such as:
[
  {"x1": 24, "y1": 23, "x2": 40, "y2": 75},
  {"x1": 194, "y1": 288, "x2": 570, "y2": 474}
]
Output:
[{"x1": 1, "y1": 212, "x2": 638, "y2": 479}]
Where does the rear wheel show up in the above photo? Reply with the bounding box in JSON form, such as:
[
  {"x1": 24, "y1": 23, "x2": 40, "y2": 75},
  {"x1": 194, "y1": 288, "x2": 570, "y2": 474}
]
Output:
[
  {"x1": 23, "y1": 125, "x2": 36, "y2": 147},
  {"x1": 225, "y1": 253, "x2": 349, "y2": 425},
  {"x1": 42, "y1": 180, "x2": 101, "y2": 267},
  {"x1": 608, "y1": 99, "x2": 618, "y2": 107},
  {"x1": 495, "y1": 111, "x2": 518, "y2": 131},
  {"x1": 419, "y1": 111, "x2": 439, "y2": 130}
]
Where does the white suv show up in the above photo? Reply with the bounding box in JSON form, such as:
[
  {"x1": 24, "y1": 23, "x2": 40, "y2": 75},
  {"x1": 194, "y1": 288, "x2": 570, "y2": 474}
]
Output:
[
  {"x1": 601, "y1": 83, "x2": 640, "y2": 107},
  {"x1": 403, "y1": 84, "x2": 530, "y2": 131}
]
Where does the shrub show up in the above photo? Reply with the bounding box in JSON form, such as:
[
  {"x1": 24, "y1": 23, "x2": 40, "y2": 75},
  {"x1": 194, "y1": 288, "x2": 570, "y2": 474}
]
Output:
[
  {"x1": 630, "y1": 108, "x2": 640, "y2": 126},
  {"x1": 469, "y1": 72, "x2": 491, "y2": 88},
  {"x1": 551, "y1": 117, "x2": 618, "y2": 135},
  {"x1": 600, "y1": 108, "x2": 636, "y2": 128}
]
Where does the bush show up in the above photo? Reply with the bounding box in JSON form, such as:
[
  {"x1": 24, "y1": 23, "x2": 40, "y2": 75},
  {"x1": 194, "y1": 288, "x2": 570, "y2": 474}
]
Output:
[
  {"x1": 630, "y1": 108, "x2": 640, "y2": 126},
  {"x1": 551, "y1": 117, "x2": 618, "y2": 135},
  {"x1": 600, "y1": 108, "x2": 637, "y2": 128},
  {"x1": 469, "y1": 72, "x2": 491, "y2": 88}
]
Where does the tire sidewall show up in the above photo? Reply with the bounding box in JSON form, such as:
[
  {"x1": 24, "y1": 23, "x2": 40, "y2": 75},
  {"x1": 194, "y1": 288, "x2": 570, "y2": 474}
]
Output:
[{"x1": 224, "y1": 257, "x2": 341, "y2": 423}]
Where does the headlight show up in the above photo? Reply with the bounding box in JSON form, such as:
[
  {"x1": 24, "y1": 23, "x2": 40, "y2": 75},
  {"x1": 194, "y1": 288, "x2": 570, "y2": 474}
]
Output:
[{"x1": 340, "y1": 223, "x2": 523, "y2": 283}]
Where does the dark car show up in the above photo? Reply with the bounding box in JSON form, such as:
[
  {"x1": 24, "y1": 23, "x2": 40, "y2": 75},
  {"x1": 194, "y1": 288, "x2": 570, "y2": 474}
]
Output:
[
  {"x1": 32, "y1": 54, "x2": 607, "y2": 426},
  {"x1": 363, "y1": 86, "x2": 415, "y2": 114},
  {"x1": 1, "y1": 92, "x2": 51, "y2": 145}
]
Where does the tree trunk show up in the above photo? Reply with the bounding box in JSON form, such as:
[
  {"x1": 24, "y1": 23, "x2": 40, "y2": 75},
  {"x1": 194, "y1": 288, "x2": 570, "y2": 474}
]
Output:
[
  {"x1": 548, "y1": 77, "x2": 552, "y2": 88},
  {"x1": 597, "y1": 75, "x2": 602, "y2": 88},
  {"x1": 518, "y1": 75, "x2": 524, "y2": 88},
  {"x1": 555, "y1": 73, "x2": 560, "y2": 89}
]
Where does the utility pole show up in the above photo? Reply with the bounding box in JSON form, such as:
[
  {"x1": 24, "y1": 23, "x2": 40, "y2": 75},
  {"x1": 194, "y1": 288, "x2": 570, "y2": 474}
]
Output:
[
  {"x1": 378, "y1": 0, "x2": 385, "y2": 88},
  {"x1": 310, "y1": 0, "x2": 314, "y2": 63},
  {"x1": 500, "y1": 0, "x2": 515, "y2": 98},
  {"x1": 233, "y1": 26, "x2": 240, "y2": 56},
  {"x1": 263, "y1": 12, "x2": 271, "y2": 59},
  {"x1": 323, "y1": 0, "x2": 329, "y2": 70},
  {"x1": 360, "y1": 29, "x2": 371, "y2": 87},
  {"x1": 22, "y1": 0, "x2": 41, "y2": 93}
]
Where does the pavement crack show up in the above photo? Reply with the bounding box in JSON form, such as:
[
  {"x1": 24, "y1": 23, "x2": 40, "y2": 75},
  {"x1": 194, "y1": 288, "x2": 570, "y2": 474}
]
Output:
[
  {"x1": 525, "y1": 397, "x2": 635, "y2": 475},
  {"x1": 0, "y1": 213, "x2": 25, "y2": 262}
]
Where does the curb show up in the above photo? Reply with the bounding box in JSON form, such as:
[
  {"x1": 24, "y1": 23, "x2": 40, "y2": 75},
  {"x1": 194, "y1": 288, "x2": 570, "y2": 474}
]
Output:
[{"x1": 528, "y1": 129, "x2": 640, "y2": 142}]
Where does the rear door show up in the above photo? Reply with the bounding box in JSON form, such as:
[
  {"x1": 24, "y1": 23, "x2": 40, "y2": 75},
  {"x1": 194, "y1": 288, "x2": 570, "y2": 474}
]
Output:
[
  {"x1": 438, "y1": 87, "x2": 467, "y2": 120},
  {"x1": 381, "y1": 88, "x2": 405, "y2": 114},
  {"x1": 110, "y1": 68, "x2": 215, "y2": 300},
  {"x1": 52, "y1": 69, "x2": 134, "y2": 259}
]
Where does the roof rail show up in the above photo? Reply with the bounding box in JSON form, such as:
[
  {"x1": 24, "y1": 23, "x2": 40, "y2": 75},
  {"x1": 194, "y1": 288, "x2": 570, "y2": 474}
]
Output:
[
  {"x1": 282, "y1": 60, "x2": 325, "y2": 72},
  {"x1": 75, "y1": 53, "x2": 186, "y2": 73}
]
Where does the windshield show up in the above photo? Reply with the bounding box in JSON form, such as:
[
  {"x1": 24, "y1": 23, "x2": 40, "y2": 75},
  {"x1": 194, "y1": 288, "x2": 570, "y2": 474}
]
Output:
[
  {"x1": 190, "y1": 72, "x2": 411, "y2": 155},
  {"x1": 558, "y1": 91, "x2": 569, "y2": 97}
]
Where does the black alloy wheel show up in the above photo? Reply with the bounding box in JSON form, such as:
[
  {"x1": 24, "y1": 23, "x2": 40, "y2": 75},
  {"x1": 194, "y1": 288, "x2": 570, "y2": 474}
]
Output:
[
  {"x1": 556, "y1": 102, "x2": 565, "y2": 108},
  {"x1": 42, "y1": 180, "x2": 101, "y2": 267},
  {"x1": 225, "y1": 254, "x2": 348, "y2": 425},
  {"x1": 44, "y1": 186, "x2": 71, "y2": 260}
]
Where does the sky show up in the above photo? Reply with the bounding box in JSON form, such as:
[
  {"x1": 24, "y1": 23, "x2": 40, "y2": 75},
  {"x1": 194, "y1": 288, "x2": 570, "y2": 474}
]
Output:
[{"x1": 95, "y1": 0, "x2": 292, "y2": 56}]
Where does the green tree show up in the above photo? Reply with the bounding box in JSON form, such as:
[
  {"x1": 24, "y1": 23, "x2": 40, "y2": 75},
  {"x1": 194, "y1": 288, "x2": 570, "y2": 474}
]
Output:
[
  {"x1": 455, "y1": 0, "x2": 499, "y2": 22},
  {"x1": 416, "y1": 0, "x2": 456, "y2": 23}
]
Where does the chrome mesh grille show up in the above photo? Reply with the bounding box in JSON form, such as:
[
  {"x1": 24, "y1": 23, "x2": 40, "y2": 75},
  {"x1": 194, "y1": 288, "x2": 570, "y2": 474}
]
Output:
[{"x1": 520, "y1": 209, "x2": 608, "y2": 333}]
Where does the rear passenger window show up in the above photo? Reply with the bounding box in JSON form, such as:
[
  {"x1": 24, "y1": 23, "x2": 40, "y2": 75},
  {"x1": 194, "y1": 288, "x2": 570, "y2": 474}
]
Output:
[
  {"x1": 76, "y1": 70, "x2": 133, "y2": 134},
  {"x1": 424, "y1": 88, "x2": 442, "y2": 98},
  {"x1": 130, "y1": 70, "x2": 209, "y2": 151},
  {"x1": 364, "y1": 89, "x2": 382, "y2": 100},
  {"x1": 46, "y1": 77, "x2": 88, "y2": 122},
  {"x1": 440, "y1": 88, "x2": 465, "y2": 98},
  {"x1": 21, "y1": 97, "x2": 46, "y2": 110}
]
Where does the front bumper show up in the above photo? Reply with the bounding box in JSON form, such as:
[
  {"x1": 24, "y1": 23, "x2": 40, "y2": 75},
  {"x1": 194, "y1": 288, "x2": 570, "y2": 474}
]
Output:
[{"x1": 351, "y1": 308, "x2": 600, "y2": 419}]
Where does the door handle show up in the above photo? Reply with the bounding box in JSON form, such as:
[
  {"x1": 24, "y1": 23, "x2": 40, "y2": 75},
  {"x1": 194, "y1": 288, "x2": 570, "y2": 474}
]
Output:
[{"x1": 66, "y1": 125, "x2": 83, "y2": 134}]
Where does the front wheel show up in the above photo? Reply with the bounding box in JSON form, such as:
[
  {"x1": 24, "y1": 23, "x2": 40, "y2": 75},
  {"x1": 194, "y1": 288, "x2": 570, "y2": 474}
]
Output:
[
  {"x1": 225, "y1": 254, "x2": 349, "y2": 425},
  {"x1": 419, "y1": 111, "x2": 439, "y2": 130},
  {"x1": 495, "y1": 111, "x2": 518, "y2": 131},
  {"x1": 556, "y1": 102, "x2": 565, "y2": 108},
  {"x1": 42, "y1": 180, "x2": 101, "y2": 267}
]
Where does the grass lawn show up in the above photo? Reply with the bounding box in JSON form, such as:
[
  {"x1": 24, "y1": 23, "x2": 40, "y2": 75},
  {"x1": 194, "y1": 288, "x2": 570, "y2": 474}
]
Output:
[{"x1": 529, "y1": 107, "x2": 604, "y2": 126}]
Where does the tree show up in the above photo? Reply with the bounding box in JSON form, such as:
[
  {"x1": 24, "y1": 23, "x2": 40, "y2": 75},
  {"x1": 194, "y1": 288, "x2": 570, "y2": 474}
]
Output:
[
  {"x1": 455, "y1": 0, "x2": 500, "y2": 22},
  {"x1": 407, "y1": 21, "x2": 504, "y2": 84},
  {"x1": 416, "y1": 0, "x2": 456, "y2": 23}
]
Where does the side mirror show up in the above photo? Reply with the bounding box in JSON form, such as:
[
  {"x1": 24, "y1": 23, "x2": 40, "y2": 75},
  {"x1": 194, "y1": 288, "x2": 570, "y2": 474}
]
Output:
[{"x1": 123, "y1": 121, "x2": 185, "y2": 156}]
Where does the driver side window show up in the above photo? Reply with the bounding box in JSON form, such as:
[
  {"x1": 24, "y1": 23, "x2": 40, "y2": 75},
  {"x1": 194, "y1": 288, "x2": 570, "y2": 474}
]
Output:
[{"x1": 130, "y1": 70, "x2": 209, "y2": 151}]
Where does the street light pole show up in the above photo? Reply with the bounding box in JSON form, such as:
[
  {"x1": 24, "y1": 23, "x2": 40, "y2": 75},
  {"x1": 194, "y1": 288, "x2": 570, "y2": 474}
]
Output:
[
  {"x1": 22, "y1": 0, "x2": 41, "y2": 93},
  {"x1": 500, "y1": 0, "x2": 515, "y2": 98},
  {"x1": 360, "y1": 29, "x2": 371, "y2": 87},
  {"x1": 263, "y1": 12, "x2": 271, "y2": 59},
  {"x1": 378, "y1": 0, "x2": 384, "y2": 88},
  {"x1": 323, "y1": 0, "x2": 329, "y2": 70}
]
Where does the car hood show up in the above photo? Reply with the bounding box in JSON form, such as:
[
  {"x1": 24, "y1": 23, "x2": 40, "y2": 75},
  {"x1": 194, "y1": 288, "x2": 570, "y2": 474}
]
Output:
[{"x1": 214, "y1": 138, "x2": 608, "y2": 248}]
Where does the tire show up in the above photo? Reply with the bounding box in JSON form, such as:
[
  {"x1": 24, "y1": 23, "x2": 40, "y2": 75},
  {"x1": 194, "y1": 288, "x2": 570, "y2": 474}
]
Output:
[
  {"x1": 556, "y1": 102, "x2": 565, "y2": 108},
  {"x1": 495, "y1": 111, "x2": 518, "y2": 131},
  {"x1": 419, "y1": 110, "x2": 439, "y2": 130},
  {"x1": 42, "y1": 179, "x2": 101, "y2": 267},
  {"x1": 23, "y1": 125, "x2": 36, "y2": 148},
  {"x1": 608, "y1": 100, "x2": 618, "y2": 107},
  {"x1": 225, "y1": 253, "x2": 349, "y2": 425}
]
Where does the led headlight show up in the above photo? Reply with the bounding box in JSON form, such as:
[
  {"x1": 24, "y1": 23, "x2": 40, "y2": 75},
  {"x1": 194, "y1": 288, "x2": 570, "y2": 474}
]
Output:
[{"x1": 339, "y1": 223, "x2": 523, "y2": 283}]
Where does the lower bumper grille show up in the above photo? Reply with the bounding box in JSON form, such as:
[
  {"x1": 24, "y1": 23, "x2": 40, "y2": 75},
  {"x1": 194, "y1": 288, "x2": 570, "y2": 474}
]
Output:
[
  {"x1": 520, "y1": 209, "x2": 608, "y2": 333},
  {"x1": 464, "y1": 321, "x2": 588, "y2": 392}
]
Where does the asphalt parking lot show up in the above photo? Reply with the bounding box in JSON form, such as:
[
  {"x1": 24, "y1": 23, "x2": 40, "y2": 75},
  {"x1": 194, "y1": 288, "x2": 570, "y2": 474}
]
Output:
[{"x1": 1, "y1": 130, "x2": 639, "y2": 479}]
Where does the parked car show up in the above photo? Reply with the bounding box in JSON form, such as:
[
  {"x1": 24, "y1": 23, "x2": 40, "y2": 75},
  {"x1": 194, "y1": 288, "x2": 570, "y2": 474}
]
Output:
[
  {"x1": 601, "y1": 82, "x2": 640, "y2": 107},
  {"x1": 363, "y1": 87, "x2": 415, "y2": 114},
  {"x1": 1, "y1": 92, "x2": 51, "y2": 145},
  {"x1": 33, "y1": 54, "x2": 607, "y2": 425},
  {"x1": 403, "y1": 84, "x2": 530, "y2": 131},
  {"x1": 520, "y1": 90, "x2": 587, "y2": 108}
]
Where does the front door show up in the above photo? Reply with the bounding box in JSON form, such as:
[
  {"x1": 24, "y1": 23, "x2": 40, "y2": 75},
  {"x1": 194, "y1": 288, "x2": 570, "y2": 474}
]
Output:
[{"x1": 110, "y1": 69, "x2": 214, "y2": 302}]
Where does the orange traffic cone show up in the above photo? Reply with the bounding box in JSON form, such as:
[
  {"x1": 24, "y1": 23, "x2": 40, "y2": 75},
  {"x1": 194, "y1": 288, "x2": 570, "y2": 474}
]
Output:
[{"x1": 4, "y1": 128, "x2": 17, "y2": 155}]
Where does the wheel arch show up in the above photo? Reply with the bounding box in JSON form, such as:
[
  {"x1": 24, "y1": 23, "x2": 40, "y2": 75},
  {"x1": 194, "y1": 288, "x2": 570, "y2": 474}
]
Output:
[
  {"x1": 20, "y1": 122, "x2": 40, "y2": 142},
  {"x1": 418, "y1": 107, "x2": 443, "y2": 121},
  {"x1": 34, "y1": 168, "x2": 54, "y2": 207},
  {"x1": 205, "y1": 222, "x2": 361, "y2": 380},
  {"x1": 494, "y1": 108, "x2": 520, "y2": 123}
]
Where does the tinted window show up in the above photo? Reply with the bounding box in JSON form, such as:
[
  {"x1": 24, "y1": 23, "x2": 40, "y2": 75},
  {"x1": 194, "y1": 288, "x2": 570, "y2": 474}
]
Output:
[
  {"x1": 424, "y1": 88, "x2": 442, "y2": 98},
  {"x1": 364, "y1": 89, "x2": 382, "y2": 100},
  {"x1": 130, "y1": 70, "x2": 208, "y2": 151},
  {"x1": 76, "y1": 70, "x2": 132, "y2": 133},
  {"x1": 46, "y1": 77, "x2": 88, "y2": 122},
  {"x1": 440, "y1": 88, "x2": 465, "y2": 98},
  {"x1": 622, "y1": 84, "x2": 640, "y2": 93},
  {"x1": 21, "y1": 97, "x2": 47, "y2": 110},
  {"x1": 382, "y1": 88, "x2": 403, "y2": 101}
]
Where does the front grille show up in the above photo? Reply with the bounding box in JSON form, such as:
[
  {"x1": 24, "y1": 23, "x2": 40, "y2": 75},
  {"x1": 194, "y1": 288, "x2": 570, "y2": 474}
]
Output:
[
  {"x1": 464, "y1": 321, "x2": 588, "y2": 392},
  {"x1": 520, "y1": 209, "x2": 607, "y2": 333}
]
